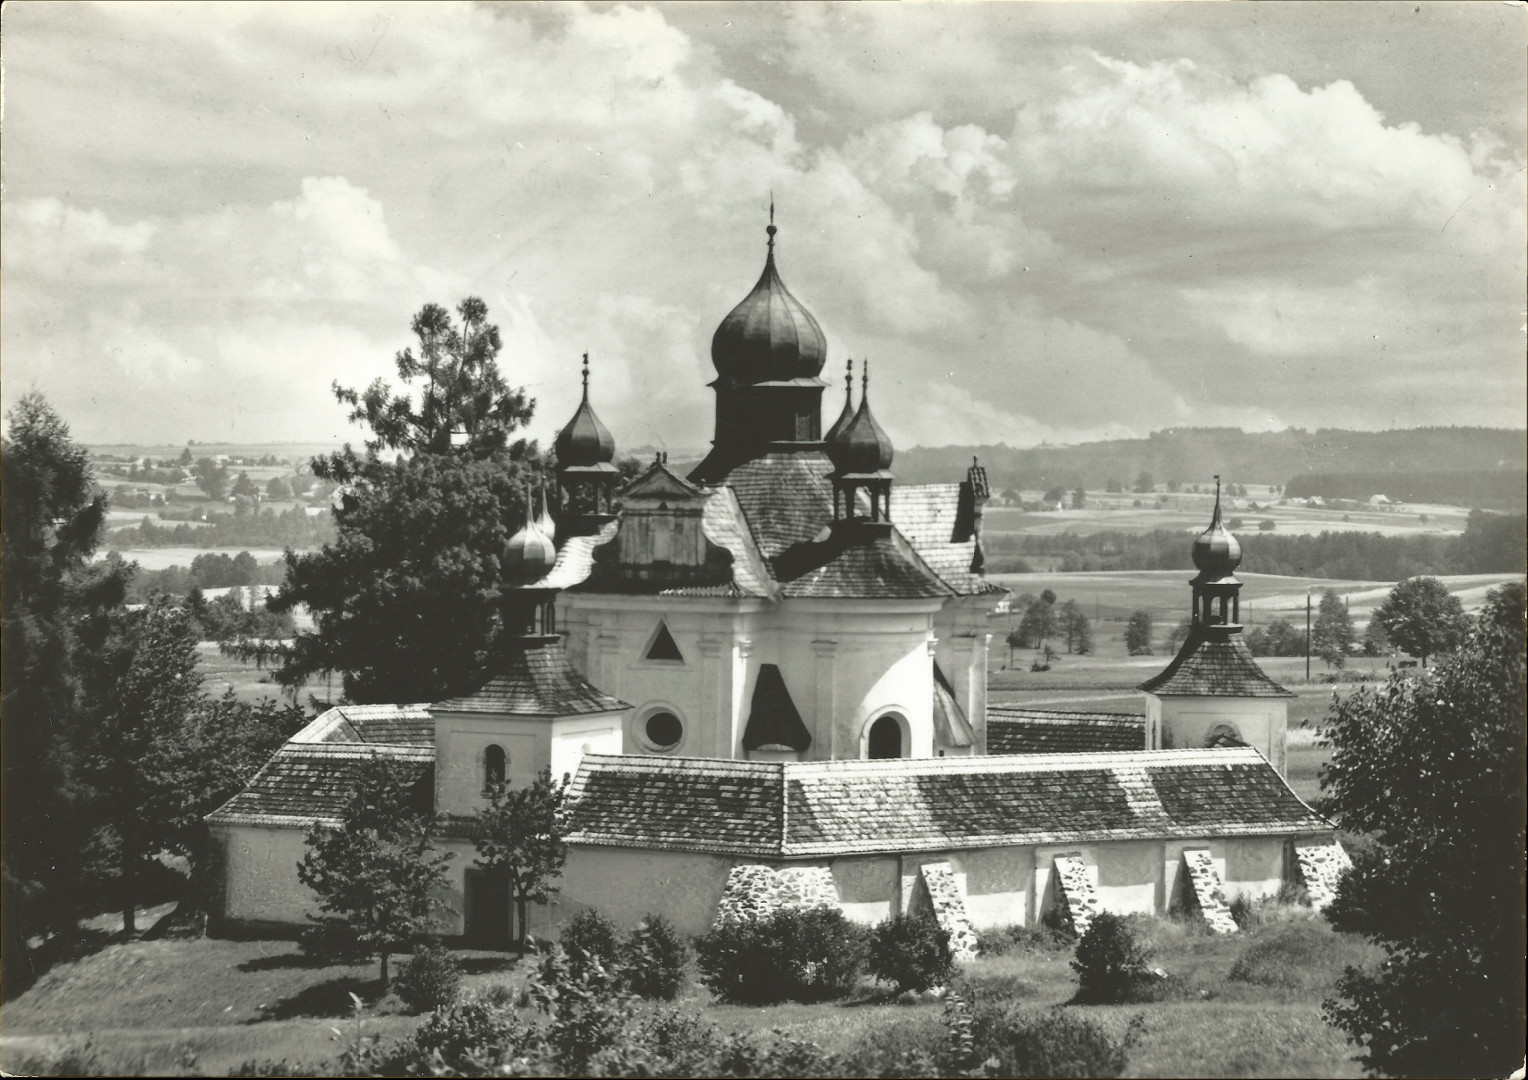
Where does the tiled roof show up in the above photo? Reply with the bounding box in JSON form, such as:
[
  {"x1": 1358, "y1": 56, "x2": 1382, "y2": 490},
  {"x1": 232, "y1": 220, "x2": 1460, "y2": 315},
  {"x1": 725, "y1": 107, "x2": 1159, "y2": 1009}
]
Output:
[
  {"x1": 987, "y1": 708, "x2": 1146, "y2": 754},
  {"x1": 719, "y1": 451, "x2": 840, "y2": 559},
  {"x1": 431, "y1": 637, "x2": 630, "y2": 716},
  {"x1": 206, "y1": 743, "x2": 433, "y2": 828},
  {"x1": 288, "y1": 703, "x2": 435, "y2": 747},
  {"x1": 773, "y1": 521, "x2": 954, "y2": 600},
  {"x1": 562, "y1": 748, "x2": 1330, "y2": 857},
  {"x1": 1139, "y1": 627, "x2": 1295, "y2": 698},
  {"x1": 532, "y1": 520, "x2": 619, "y2": 591},
  {"x1": 890, "y1": 484, "x2": 1003, "y2": 597},
  {"x1": 742, "y1": 664, "x2": 811, "y2": 751},
  {"x1": 931, "y1": 663, "x2": 974, "y2": 749}
]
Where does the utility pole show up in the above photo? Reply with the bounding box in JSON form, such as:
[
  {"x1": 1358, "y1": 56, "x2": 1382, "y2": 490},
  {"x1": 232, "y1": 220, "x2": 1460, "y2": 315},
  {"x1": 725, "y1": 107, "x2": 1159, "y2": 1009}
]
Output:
[{"x1": 1305, "y1": 588, "x2": 1312, "y2": 682}]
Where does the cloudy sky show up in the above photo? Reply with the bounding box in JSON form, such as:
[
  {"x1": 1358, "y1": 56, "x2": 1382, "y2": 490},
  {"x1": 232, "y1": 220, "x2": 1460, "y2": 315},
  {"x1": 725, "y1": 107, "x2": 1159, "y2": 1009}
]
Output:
[{"x1": 3, "y1": 2, "x2": 1524, "y2": 453}]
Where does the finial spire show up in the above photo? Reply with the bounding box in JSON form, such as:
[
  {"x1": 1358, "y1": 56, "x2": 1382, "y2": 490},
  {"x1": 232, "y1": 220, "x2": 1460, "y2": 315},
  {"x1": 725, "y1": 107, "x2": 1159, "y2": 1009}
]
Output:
[
  {"x1": 845, "y1": 357, "x2": 854, "y2": 396},
  {"x1": 581, "y1": 351, "x2": 590, "y2": 394},
  {"x1": 862, "y1": 358, "x2": 870, "y2": 396},
  {"x1": 766, "y1": 195, "x2": 777, "y2": 253}
]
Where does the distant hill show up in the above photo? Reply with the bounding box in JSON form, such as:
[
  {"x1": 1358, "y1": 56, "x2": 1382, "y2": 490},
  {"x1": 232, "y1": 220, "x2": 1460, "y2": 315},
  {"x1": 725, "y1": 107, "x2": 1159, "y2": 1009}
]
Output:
[{"x1": 899, "y1": 427, "x2": 1526, "y2": 507}]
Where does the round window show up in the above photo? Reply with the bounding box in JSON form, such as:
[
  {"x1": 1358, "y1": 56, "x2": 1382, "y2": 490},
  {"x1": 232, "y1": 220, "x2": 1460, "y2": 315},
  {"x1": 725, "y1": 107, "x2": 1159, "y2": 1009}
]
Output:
[{"x1": 644, "y1": 711, "x2": 683, "y2": 750}]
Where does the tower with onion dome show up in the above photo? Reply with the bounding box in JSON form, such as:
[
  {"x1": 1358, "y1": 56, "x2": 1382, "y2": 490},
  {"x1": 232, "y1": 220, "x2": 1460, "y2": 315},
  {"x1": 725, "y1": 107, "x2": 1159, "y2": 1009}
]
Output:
[
  {"x1": 691, "y1": 208, "x2": 830, "y2": 482},
  {"x1": 1139, "y1": 478, "x2": 1294, "y2": 772},
  {"x1": 554, "y1": 353, "x2": 620, "y2": 537}
]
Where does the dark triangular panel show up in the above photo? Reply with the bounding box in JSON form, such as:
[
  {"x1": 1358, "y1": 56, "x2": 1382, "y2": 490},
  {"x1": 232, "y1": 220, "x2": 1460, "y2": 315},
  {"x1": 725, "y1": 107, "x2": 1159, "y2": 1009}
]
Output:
[
  {"x1": 645, "y1": 621, "x2": 684, "y2": 662},
  {"x1": 742, "y1": 663, "x2": 811, "y2": 752}
]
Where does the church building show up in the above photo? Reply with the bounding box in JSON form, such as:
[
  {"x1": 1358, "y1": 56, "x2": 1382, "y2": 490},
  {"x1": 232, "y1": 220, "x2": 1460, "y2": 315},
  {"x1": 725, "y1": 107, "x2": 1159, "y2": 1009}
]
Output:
[{"x1": 207, "y1": 217, "x2": 1346, "y2": 947}]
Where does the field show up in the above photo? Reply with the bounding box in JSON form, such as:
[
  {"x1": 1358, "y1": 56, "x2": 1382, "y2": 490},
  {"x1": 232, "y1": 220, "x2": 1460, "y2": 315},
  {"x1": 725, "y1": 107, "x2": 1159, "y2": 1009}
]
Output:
[{"x1": 0, "y1": 917, "x2": 1380, "y2": 1078}]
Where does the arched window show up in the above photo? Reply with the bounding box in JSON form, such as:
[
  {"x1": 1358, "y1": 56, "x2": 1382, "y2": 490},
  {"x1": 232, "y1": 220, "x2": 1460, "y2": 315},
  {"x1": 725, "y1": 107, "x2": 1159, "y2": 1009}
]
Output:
[
  {"x1": 1205, "y1": 723, "x2": 1244, "y2": 749},
  {"x1": 867, "y1": 715, "x2": 903, "y2": 759},
  {"x1": 484, "y1": 744, "x2": 506, "y2": 788}
]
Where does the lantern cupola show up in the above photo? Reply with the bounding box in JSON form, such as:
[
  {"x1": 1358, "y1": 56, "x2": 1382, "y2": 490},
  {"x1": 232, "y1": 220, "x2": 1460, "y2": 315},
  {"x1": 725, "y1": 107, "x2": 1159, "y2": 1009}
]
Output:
[
  {"x1": 826, "y1": 363, "x2": 895, "y2": 523},
  {"x1": 554, "y1": 353, "x2": 620, "y2": 537}
]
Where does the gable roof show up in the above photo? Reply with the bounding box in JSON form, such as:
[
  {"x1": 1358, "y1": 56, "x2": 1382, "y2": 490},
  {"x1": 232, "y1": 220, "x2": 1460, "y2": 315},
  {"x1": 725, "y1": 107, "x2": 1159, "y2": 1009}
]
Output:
[
  {"x1": 987, "y1": 708, "x2": 1146, "y2": 754},
  {"x1": 562, "y1": 747, "x2": 1330, "y2": 858},
  {"x1": 206, "y1": 743, "x2": 433, "y2": 829},
  {"x1": 742, "y1": 663, "x2": 811, "y2": 751},
  {"x1": 289, "y1": 703, "x2": 435, "y2": 746},
  {"x1": 772, "y1": 520, "x2": 954, "y2": 601},
  {"x1": 431, "y1": 637, "x2": 630, "y2": 716},
  {"x1": 621, "y1": 462, "x2": 707, "y2": 501},
  {"x1": 1139, "y1": 627, "x2": 1295, "y2": 698}
]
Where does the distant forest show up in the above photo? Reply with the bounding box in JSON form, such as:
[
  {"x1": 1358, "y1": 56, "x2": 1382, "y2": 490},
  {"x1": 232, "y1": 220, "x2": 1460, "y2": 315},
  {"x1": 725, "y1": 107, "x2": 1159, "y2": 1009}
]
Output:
[
  {"x1": 106, "y1": 505, "x2": 335, "y2": 550},
  {"x1": 899, "y1": 426, "x2": 1526, "y2": 509},
  {"x1": 985, "y1": 509, "x2": 1526, "y2": 581}
]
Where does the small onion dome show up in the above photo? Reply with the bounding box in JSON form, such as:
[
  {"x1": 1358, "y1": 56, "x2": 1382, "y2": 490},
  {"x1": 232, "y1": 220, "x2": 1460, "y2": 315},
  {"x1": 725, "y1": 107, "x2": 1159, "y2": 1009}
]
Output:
[
  {"x1": 534, "y1": 483, "x2": 556, "y2": 543},
  {"x1": 554, "y1": 353, "x2": 616, "y2": 467},
  {"x1": 504, "y1": 493, "x2": 556, "y2": 581},
  {"x1": 824, "y1": 358, "x2": 856, "y2": 443},
  {"x1": 710, "y1": 219, "x2": 827, "y2": 384},
  {"x1": 1192, "y1": 484, "x2": 1242, "y2": 579},
  {"x1": 826, "y1": 368, "x2": 894, "y2": 474}
]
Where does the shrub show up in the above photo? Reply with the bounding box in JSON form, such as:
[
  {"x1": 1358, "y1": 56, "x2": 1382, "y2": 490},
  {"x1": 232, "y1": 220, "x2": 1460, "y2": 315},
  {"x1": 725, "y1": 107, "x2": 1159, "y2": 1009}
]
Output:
[
  {"x1": 1071, "y1": 911, "x2": 1155, "y2": 1004},
  {"x1": 1040, "y1": 901, "x2": 1079, "y2": 941},
  {"x1": 696, "y1": 906, "x2": 868, "y2": 1004},
  {"x1": 1230, "y1": 923, "x2": 1351, "y2": 994},
  {"x1": 623, "y1": 912, "x2": 690, "y2": 1000},
  {"x1": 410, "y1": 994, "x2": 532, "y2": 1074},
  {"x1": 973, "y1": 1005, "x2": 1142, "y2": 1078},
  {"x1": 867, "y1": 912, "x2": 954, "y2": 994},
  {"x1": 561, "y1": 907, "x2": 622, "y2": 973},
  {"x1": 393, "y1": 942, "x2": 462, "y2": 1014}
]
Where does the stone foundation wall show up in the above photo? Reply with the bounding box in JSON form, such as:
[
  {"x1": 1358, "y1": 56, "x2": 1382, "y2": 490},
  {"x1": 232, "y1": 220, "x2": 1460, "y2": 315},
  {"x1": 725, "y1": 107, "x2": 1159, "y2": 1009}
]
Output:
[
  {"x1": 1181, "y1": 848, "x2": 1238, "y2": 934},
  {"x1": 1051, "y1": 854, "x2": 1102, "y2": 935},
  {"x1": 910, "y1": 862, "x2": 978, "y2": 960},
  {"x1": 1294, "y1": 841, "x2": 1352, "y2": 911}
]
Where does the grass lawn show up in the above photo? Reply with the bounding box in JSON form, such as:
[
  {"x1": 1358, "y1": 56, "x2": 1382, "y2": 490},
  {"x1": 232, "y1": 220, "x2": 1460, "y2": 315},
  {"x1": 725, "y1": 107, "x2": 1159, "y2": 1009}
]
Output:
[{"x1": 1, "y1": 918, "x2": 1377, "y2": 1077}]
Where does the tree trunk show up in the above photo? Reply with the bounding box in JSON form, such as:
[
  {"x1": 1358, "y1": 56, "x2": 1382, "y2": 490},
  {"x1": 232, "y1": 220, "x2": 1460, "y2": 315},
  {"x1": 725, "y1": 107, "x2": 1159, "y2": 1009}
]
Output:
[
  {"x1": 379, "y1": 949, "x2": 390, "y2": 992},
  {"x1": 516, "y1": 894, "x2": 529, "y2": 954},
  {"x1": 121, "y1": 818, "x2": 136, "y2": 936}
]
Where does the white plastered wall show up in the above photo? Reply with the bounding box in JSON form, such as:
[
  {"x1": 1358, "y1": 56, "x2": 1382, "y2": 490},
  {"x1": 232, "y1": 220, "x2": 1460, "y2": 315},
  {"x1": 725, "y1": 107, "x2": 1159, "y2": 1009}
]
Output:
[
  {"x1": 559, "y1": 845, "x2": 735, "y2": 937},
  {"x1": 433, "y1": 711, "x2": 626, "y2": 819},
  {"x1": 1147, "y1": 695, "x2": 1289, "y2": 774},
  {"x1": 217, "y1": 824, "x2": 320, "y2": 925}
]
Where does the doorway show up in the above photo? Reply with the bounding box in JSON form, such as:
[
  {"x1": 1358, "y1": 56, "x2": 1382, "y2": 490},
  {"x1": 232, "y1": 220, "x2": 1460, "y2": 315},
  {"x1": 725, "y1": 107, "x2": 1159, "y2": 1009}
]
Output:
[{"x1": 464, "y1": 870, "x2": 512, "y2": 949}]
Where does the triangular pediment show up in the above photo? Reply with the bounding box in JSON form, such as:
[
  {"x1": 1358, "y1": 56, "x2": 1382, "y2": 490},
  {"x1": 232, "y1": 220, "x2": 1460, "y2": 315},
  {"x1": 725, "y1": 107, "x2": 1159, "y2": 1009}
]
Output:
[{"x1": 622, "y1": 462, "x2": 706, "y2": 502}]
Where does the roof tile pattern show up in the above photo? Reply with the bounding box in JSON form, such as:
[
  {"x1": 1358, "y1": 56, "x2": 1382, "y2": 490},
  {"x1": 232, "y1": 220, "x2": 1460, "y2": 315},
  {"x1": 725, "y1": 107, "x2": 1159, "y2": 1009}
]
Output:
[
  {"x1": 773, "y1": 521, "x2": 954, "y2": 600},
  {"x1": 206, "y1": 744, "x2": 432, "y2": 828},
  {"x1": 290, "y1": 703, "x2": 435, "y2": 746},
  {"x1": 432, "y1": 637, "x2": 629, "y2": 716},
  {"x1": 1139, "y1": 628, "x2": 1295, "y2": 698},
  {"x1": 562, "y1": 748, "x2": 1329, "y2": 857},
  {"x1": 890, "y1": 484, "x2": 1001, "y2": 596},
  {"x1": 987, "y1": 708, "x2": 1146, "y2": 754}
]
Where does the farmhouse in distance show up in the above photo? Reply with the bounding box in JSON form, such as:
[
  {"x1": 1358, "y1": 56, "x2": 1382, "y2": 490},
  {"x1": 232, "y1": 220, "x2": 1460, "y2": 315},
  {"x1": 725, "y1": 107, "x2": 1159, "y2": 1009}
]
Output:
[{"x1": 207, "y1": 217, "x2": 1348, "y2": 946}]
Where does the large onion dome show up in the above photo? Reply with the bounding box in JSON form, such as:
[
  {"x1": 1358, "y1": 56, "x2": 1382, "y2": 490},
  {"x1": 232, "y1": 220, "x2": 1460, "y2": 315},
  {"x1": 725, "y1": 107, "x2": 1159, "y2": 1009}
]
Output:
[
  {"x1": 504, "y1": 491, "x2": 556, "y2": 581},
  {"x1": 826, "y1": 366, "x2": 894, "y2": 474},
  {"x1": 824, "y1": 358, "x2": 856, "y2": 443},
  {"x1": 554, "y1": 353, "x2": 615, "y2": 467},
  {"x1": 1191, "y1": 480, "x2": 1242, "y2": 581},
  {"x1": 710, "y1": 217, "x2": 827, "y2": 384}
]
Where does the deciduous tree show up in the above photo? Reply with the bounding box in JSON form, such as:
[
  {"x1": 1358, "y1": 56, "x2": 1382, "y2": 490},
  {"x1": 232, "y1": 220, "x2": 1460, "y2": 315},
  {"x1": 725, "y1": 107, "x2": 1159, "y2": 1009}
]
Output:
[
  {"x1": 1312, "y1": 589, "x2": 1355, "y2": 668},
  {"x1": 1124, "y1": 610, "x2": 1153, "y2": 655},
  {"x1": 298, "y1": 755, "x2": 453, "y2": 989},
  {"x1": 193, "y1": 457, "x2": 228, "y2": 501},
  {"x1": 473, "y1": 768, "x2": 569, "y2": 954},
  {"x1": 1320, "y1": 582, "x2": 1525, "y2": 1077},
  {"x1": 1371, "y1": 576, "x2": 1469, "y2": 667}
]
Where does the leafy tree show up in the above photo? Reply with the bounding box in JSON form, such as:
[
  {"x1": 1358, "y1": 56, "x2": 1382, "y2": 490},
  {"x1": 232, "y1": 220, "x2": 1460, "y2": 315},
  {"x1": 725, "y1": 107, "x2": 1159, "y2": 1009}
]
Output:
[
  {"x1": 332, "y1": 296, "x2": 532, "y2": 463},
  {"x1": 1071, "y1": 487, "x2": 1086, "y2": 509},
  {"x1": 1018, "y1": 597, "x2": 1055, "y2": 647},
  {"x1": 77, "y1": 599, "x2": 206, "y2": 933},
  {"x1": 2, "y1": 394, "x2": 129, "y2": 978},
  {"x1": 265, "y1": 475, "x2": 291, "y2": 501},
  {"x1": 1321, "y1": 583, "x2": 1526, "y2": 1077},
  {"x1": 1124, "y1": 610, "x2": 1153, "y2": 655},
  {"x1": 178, "y1": 446, "x2": 193, "y2": 466},
  {"x1": 1167, "y1": 615, "x2": 1193, "y2": 653},
  {"x1": 1043, "y1": 485, "x2": 1065, "y2": 505},
  {"x1": 193, "y1": 457, "x2": 228, "y2": 501},
  {"x1": 1246, "y1": 618, "x2": 1304, "y2": 657},
  {"x1": 473, "y1": 768, "x2": 569, "y2": 954},
  {"x1": 298, "y1": 754, "x2": 453, "y2": 989},
  {"x1": 1166, "y1": 478, "x2": 1180, "y2": 493},
  {"x1": 1312, "y1": 589, "x2": 1355, "y2": 668},
  {"x1": 1059, "y1": 600, "x2": 1093, "y2": 655},
  {"x1": 1360, "y1": 616, "x2": 1389, "y2": 658},
  {"x1": 1040, "y1": 588, "x2": 1057, "y2": 606},
  {"x1": 1105, "y1": 478, "x2": 1123, "y2": 494},
  {"x1": 1133, "y1": 471, "x2": 1154, "y2": 494},
  {"x1": 1371, "y1": 576, "x2": 1470, "y2": 667},
  {"x1": 230, "y1": 471, "x2": 259, "y2": 499},
  {"x1": 270, "y1": 298, "x2": 543, "y2": 703}
]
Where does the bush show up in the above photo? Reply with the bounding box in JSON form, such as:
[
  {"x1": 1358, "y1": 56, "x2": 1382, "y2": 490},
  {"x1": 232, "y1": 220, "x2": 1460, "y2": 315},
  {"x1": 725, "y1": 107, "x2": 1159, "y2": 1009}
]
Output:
[
  {"x1": 393, "y1": 942, "x2": 462, "y2": 1014},
  {"x1": 1071, "y1": 911, "x2": 1155, "y2": 1004},
  {"x1": 969, "y1": 1003, "x2": 1142, "y2": 1078},
  {"x1": 1230, "y1": 923, "x2": 1346, "y2": 992},
  {"x1": 623, "y1": 912, "x2": 690, "y2": 1001},
  {"x1": 975, "y1": 922, "x2": 1070, "y2": 957},
  {"x1": 696, "y1": 907, "x2": 868, "y2": 1004},
  {"x1": 561, "y1": 907, "x2": 622, "y2": 973},
  {"x1": 410, "y1": 994, "x2": 532, "y2": 1074},
  {"x1": 867, "y1": 912, "x2": 954, "y2": 994}
]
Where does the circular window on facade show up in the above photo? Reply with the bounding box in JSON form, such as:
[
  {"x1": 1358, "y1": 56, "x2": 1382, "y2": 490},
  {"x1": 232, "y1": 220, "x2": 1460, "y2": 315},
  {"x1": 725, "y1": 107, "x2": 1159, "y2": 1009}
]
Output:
[{"x1": 643, "y1": 711, "x2": 683, "y2": 752}]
